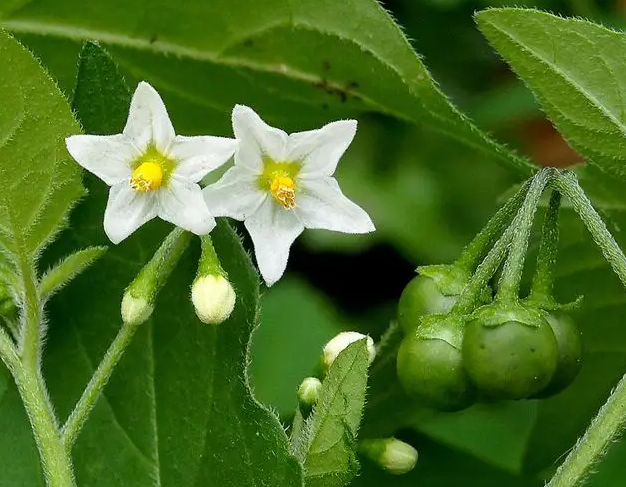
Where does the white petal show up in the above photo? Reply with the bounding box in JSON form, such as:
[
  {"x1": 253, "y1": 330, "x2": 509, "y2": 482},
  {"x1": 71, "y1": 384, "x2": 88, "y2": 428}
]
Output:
[
  {"x1": 157, "y1": 178, "x2": 215, "y2": 235},
  {"x1": 295, "y1": 177, "x2": 375, "y2": 233},
  {"x1": 170, "y1": 135, "x2": 238, "y2": 183},
  {"x1": 232, "y1": 104, "x2": 288, "y2": 171},
  {"x1": 104, "y1": 182, "x2": 158, "y2": 244},
  {"x1": 123, "y1": 82, "x2": 175, "y2": 154},
  {"x1": 287, "y1": 120, "x2": 357, "y2": 177},
  {"x1": 202, "y1": 166, "x2": 266, "y2": 220},
  {"x1": 66, "y1": 134, "x2": 136, "y2": 186},
  {"x1": 245, "y1": 198, "x2": 304, "y2": 286}
]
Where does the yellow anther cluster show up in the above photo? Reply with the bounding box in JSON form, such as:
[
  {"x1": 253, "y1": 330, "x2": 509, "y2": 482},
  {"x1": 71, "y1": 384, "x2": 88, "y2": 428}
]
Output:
[
  {"x1": 130, "y1": 162, "x2": 163, "y2": 192},
  {"x1": 270, "y1": 176, "x2": 296, "y2": 209}
]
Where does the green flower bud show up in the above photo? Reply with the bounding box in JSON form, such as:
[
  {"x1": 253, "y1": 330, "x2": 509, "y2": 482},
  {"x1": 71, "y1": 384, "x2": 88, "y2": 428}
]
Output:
[
  {"x1": 297, "y1": 377, "x2": 322, "y2": 415},
  {"x1": 322, "y1": 332, "x2": 376, "y2": 370},
  {"x1": 121, "y1": 228, "x2": 191, "y2": 325},
  {"x1": 360, "y1": 438, "x2": 418, "y2": 475},
  {"x1": 397, "y1": 314, "x2": 475, "y2": 411},
  {"x1": 121, "y1": 292, "x2": 154, "y2": 326},
  {"x1": 463, "y1": 302, "x2": 558, "y2": 399},
  {"x1": 191, "y1": 274, "x2": 236, "y2": 324}
]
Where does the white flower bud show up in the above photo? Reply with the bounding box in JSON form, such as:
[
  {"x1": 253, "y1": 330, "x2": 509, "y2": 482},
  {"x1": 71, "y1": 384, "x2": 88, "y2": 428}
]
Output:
[
  {"x1": 297, "y1": 377, "x2": 323, "y2": 414},
  {"x1": 322, "y1": 331, "x2": 376, "y2": 370},
  {"x1": 360, "y1": 438, "x2": 418, "y2": 475},
  {"x1": 191, "y1": 274, "x2": 236, "y2": 324},
  {"x1": 121, "y1": 292, "x2": 153, "y2": 325}
]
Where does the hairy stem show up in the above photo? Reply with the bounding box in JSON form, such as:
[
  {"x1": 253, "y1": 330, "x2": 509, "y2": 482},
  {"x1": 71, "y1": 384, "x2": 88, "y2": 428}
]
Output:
[
  {"x1": 13, "y1": 366, "x2": 76, "y2": 487},
  {"x1": 496, "y1": 168, "x2": 550, "y2": 302},
  {"x1": 62, "y1": 319, "x2": 139, "y2": 450},
  {"x1": 13, "y1": 255, "x2": 76, "y2": 487},
  {"x1": 455, "y1": 179, "x2": 531, "y2": 272},
  {"x1": 18, "y1": 253, "x2": 42, "y2": 369},
  {"x1": 545, "y1": 171, "x2": 626, "y2": 487},
  {"x1": 529, "y1": 190, "x2": 561, "y2": 302},
  {"x1": 554, "y1": 171, "x2": 626, "y2": 287}
]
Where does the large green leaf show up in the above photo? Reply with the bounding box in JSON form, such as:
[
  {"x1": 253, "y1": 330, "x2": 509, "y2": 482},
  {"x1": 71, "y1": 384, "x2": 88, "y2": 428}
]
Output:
[
  {"x1": 475, "y1": 9, "x2": 626, "y2": 180},
  {"x1": 0, "y1": 42, "x2": 305, "y2": 486},
  {"x1": 0, "y1": 0, "x2": 533, "y2": 175},
  {"x1": 0, "y1": 29, "x2": 82, "y2": 265}
]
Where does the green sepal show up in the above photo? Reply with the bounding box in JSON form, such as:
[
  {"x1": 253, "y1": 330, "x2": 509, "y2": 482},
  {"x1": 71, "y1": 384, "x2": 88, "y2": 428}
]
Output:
[
  {"x1": 470, "y1": 300, "x2": 547, "y2": 329},
  {"x1": 417, "y1": 264, "x2": 470, "y2": 296},
  {"x1": 415, "y1": 313, "x2": 467, "y2": 349}
]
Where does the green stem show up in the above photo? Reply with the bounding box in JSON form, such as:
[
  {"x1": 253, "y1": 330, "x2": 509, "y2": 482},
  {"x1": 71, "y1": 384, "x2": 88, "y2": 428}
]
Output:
[
  {"x1": 452, "y1": 170, "x2": 548, "y2": 314},
  {"x1": 13, "y1": 366, "x2": 76, "y2": 487},
  {"x1": 547, "y1": 372, "x2": 626, "y2": 487},
  {"x1": 0, "y1": 325, "x2": 19, "y2": 372},
  {"x1": 545, "y1": 171, "x2": 626, "y2": 487},
  {"x1": 529, "y1": 190, "x2": 561, "y2": 303},
  {"x1": 456, "y1": 179, "x2": 531, "y2": 272},
  {"x1": 18, "y1": 254, "x2": 42, "y2": 369},
  {"x1": 497, "y1": 168, "x2": 551, "y2": 302},
  {"x1": 61, "y1": 319, "x2": 139, "y2": 451},
  {"x1": 554, "y1": 171, "x2": 626, "y2": 288},
  {"x1": 12, "y1": 254, "x2": 76, "y2": 486},
  {"x1": 65, "y1": 227, "x2": 192, "y2": 449},
  {"x1": 197, "y1": 234, "x2": 225, "y2": 278}
]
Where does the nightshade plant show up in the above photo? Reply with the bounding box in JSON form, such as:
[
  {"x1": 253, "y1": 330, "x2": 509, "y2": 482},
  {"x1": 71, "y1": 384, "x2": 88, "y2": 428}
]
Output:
[{"x1": 4, "y1": 2, "x2": 626, "y2": 487}]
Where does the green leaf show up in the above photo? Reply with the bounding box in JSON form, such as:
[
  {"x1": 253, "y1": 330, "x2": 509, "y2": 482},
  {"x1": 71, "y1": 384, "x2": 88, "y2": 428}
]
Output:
[
  {"x1": 0, "y1": 29, "x2": 82, "y2": 264},
  {"x1": 475, "y1": 8, "x2": 626, "y2": 180},
  {"x1": 40, "y1": 246, "x2": 107, "y2": 300},
  {"x1": 295, "y1": 340, "x2": 369, "y2": 487},
  {"x1": 0, "y1": 0, "x2": 534, "y2": 174},
  {"x1": 0, "y1": 42, "x2": 304, "y2": 486}
]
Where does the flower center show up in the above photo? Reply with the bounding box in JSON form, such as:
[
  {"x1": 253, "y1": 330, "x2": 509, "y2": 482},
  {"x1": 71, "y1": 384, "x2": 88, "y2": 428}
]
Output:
[
  {"x1": 130, "y1": 161, "x2": 163, "y2": 192},
  {"x1": 270, "y1": 176, "x2": 296, "y2": 210}
]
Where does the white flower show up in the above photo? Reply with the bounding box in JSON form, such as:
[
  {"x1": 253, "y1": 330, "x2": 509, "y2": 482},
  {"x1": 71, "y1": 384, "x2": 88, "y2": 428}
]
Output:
[
  {"x1": 203, "y1": 105, "x2": 375, "y2": 285},
  {"x1": 66, "y1": 82, "x2": 238, "y2": 244}
]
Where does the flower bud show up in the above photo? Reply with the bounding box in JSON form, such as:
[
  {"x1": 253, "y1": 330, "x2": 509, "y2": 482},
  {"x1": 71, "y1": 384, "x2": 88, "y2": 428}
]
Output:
[
  {"x1": 191, "y1": 274, "x2": 236, "y2": 324},
  {"x1": 121, "y1": 292, "x2": 154, "y2": 325},
  {"x1": 322, "y1": 331, "x2": 376, "y2": 370},
  {"x1": 360, "y1": 438, "x2": 418, "y2": 475},
  {"x1": 297, "y1": 377, "x2": 322, "y2": 416},
  {"x1": 121, "y1": 228, "x2": 191, "y2": 325}
]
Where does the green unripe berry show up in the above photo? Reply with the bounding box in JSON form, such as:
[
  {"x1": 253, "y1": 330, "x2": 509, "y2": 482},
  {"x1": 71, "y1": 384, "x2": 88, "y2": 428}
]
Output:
[
  {"x1": 397, "y1": 265, "x2": 477, "y2": 334},
  {"x1": 534, "y1": 312, "x2": 582, "y2": 398},
  {"x1": 463, "y1": 302, "x2": 558, "y2": 400},
  {"x1": 397, "y1": 276, "x2": 457, "y2": 333},
  {"x1": 397, "y1": 315, "x2": 475, "y2": 411}
]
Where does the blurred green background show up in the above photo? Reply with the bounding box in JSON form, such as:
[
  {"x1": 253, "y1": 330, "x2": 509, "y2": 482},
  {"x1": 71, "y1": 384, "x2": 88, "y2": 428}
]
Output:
[{"x1": 4, "y1": 0, "x2": 626, "y2": 485}]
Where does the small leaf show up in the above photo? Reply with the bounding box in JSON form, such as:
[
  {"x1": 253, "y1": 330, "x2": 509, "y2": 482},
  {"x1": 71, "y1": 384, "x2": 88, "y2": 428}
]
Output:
[
  {"x1": 40, "y1": 246, "x2": 107, "y2": 300},
  {"x1": 476, "y1": 9, "x2": 626, "y2": 180},
  {"x1": 0, "y1": 30, "x2": 83, "y2": 264},
  {"x1": 296, "y1": 340, "x2": 370, "y2": 487}
]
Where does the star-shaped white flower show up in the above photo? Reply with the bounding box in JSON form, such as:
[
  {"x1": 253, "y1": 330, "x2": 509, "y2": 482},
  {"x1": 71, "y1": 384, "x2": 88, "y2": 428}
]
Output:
[
  {"x1": 203, "y1": 105, "x2": 375, "y2": 286},
  {"x1": 66, "y1": 82, "x2": 238, "y2": 244}
]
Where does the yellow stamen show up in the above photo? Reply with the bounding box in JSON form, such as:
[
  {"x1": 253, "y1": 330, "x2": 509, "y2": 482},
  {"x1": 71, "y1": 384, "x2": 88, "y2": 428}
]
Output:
[
  {"x1": 130, "y1": 162, "x2": 163, "y2": 192},
  {"x1": 270, "y1": 176, "x2": 296, "y2": 210}
]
